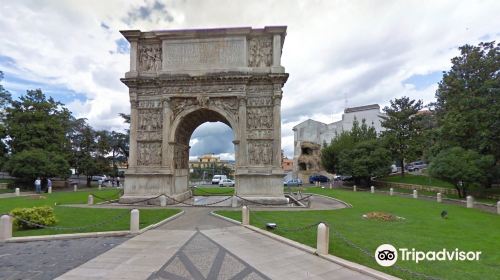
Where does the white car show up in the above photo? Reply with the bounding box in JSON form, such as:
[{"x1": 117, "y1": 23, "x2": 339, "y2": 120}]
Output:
[
  {"x1": 219, "y1": 179, "x2": 235, "y2": 187},
  {"x1": 211, "y1": 175, "x2": 227, "y2": 185}
]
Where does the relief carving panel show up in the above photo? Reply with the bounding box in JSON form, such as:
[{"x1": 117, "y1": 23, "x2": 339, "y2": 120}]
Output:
[
  {"x1": 247, "y1": 107, "x2": 273, "y2": 130},
  {"x1": 248, "y1": 140, "x2": 272, "y2": 165},
  {"x1": 248, "y1": 37, "x2": 273, "y2": 67},
  {"x1": 138, "y1": 109, "x2": 162, "y2": 131},
  {"x1": 138, "y1": 43, "x2": 162, "y2": 72},
  {"x1": 137, "y1": 142, "x2": 162, "y2": 166}
]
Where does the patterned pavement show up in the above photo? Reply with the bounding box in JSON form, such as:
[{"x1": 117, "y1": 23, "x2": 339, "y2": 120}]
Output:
[{"x1": 148, "y1": 232, "x2": 269, "y2": 280}]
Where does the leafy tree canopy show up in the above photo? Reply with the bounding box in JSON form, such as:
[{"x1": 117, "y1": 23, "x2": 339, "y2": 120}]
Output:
[
  {"x1": 428, "y1": 146, "x2": 494, "y2": 198},
  {"x1": 381, "y1": 96, "x2": 424, "y2": 176}
]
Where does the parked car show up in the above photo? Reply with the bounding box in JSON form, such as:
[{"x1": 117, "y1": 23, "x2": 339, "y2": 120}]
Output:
[
  {"x1": 211, "y1": 175, "x2": 227, "y2": 185},
  {"x1": 284, "y1": 179, "x2": 303, "y2": 186},
  {"x1": 406, "y1": 161, "x2": 428, "y2": 172},
  {"x1": 309, "y1": 174, "x2": 330, "y2": 183},
  {"x1": 219, "y1": 178, "x2": 235, "y2": 187},
  {"x1": 91, "y1": 175, "x2": 108, "y2": 182}
]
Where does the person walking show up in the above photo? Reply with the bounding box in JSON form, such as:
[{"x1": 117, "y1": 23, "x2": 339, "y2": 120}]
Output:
[
  {"x1": 116, "y1": 176, "x2": 120, "y2": 187},
  {"x1": 46, "y1": 178, "x2": 52, "y2": 193},
  {"x1": 34, "y1": 177, "x2": 41, "y2": 194}
]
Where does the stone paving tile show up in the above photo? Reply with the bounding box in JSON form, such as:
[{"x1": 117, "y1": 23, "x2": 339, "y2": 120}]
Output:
[{"x1": 0, "y1": 236, "x2": 128, "y2": 280}]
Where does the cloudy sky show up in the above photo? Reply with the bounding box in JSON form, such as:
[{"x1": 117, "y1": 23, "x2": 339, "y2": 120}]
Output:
[{"x1": 1, "y1": 0, "x2": 499, "y2": 160}]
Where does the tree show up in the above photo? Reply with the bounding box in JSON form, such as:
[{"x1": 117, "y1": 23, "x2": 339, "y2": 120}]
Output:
[
  {"x1": 428, "y1": 147, "x2": 494, "y2": 198},
  {"x1": 337, "y1": 139, "x2": 392, "y2": 185},
  {"x1": 69, "y1": 121, "x2": 112, "y2": 187},
  {"x1": 381, "y1": 96, "x2": 424, "y2": 176},
  {"x1": 433, "y1": 41, "x2": 499, "y2": 183},
  {"x1": 0, "y1": 71, "x2": 12, "y2": 169},
  {"x1": 4, "y1": 89, "x2": 72, "y2": 179},
  {"x1": 321, "y1": 118, "x2": 377, "y2": 174}
]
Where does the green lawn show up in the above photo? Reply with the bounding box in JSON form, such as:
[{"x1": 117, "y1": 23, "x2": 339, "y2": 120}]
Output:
[
  {"x1": 216, "y1": 188, "x2": 500, "y2": 280},
  {"x1": 379, "y1": 174, "x2": 455, "y2": 189},
  {"x1": 192, "y1": 187, "x2": 234, "y2": 196},
  {"x1": 0, "y1": 189, "x2": 181, "y2": 237}
]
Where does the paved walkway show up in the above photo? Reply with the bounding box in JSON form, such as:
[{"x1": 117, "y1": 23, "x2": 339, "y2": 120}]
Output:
[
  {"x1": 0, "y1": 236, "x2": 128, "y2": 280},
  {"x1": 57, "y1": 206, "x2": 382, "y2": 280}
]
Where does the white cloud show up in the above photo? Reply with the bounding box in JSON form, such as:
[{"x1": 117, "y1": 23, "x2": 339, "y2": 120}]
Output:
[{"x1": 1, "y1": 0, "x2": 499, "y2": 156}]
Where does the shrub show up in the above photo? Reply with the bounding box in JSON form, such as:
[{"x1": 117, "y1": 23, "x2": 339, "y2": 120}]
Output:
[{"x1": 9, "y1": 206, "x2": 57, "y2": 230}]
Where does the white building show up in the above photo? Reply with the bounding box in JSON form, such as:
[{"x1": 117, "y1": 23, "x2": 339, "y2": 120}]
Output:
[{"x1": 292, "y1": 104, "x2": 385, "y2": 178}]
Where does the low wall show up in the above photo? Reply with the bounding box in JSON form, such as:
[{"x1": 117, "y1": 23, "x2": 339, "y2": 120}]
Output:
[{"x1": 373, "y1": 180, "x2": 458, "y2": 195}]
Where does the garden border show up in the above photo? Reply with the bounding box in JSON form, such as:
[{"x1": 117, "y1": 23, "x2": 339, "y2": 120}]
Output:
[{"x1": 3, "y1": 210, "x2": 184, "y2": 243}]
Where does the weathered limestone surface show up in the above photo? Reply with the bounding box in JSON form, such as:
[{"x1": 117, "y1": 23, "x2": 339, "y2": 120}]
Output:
[{"x1": 119, "y1": 27, "x2": 289, "y2": 204}]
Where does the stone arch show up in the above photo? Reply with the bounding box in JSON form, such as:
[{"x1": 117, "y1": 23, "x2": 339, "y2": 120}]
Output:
[
  {"x1": 170, "y1": 106, "x2": 239, "y2": 144},
  {"x1": 119, "y1": 26, "x2": 289, "y2": 205}
]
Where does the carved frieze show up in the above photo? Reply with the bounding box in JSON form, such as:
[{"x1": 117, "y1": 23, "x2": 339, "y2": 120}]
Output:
[
  {"x1": 138, "y1": 109, "x2": 162, "y2": 131},
  {"x1": 247, "y1": 107, "x2": 273, "y2": 130},
  {"x1": 248, "y1": 37, "x2": 273, "y2": 67},
  {"x1": 247, "y1": 97, "x2": 273, "y2": 107},
  {"x1": 137, "y1": 131, "x2": 162, "y2": 141},
  {"x1": 138, "y1": 43, "x2": 162, "y2": 72},
  {"x1": 137, "y1": 100, "x2": 162, "y2": 109},
  {"x1": 137, "y1": 142, "x2": 162, "y2": 166},
  {"x1": 211, "y1": 97, "x2": 238, "y2": 116},
  {"x1": 247, "y1": 129, "x2": 273, "y2": 139},
  {"x1": 161, "y1": 84, "x2": 246, "y2": 95},
  {"x1": 248, "y1": 140, "x2": 272, "y2": 165},
  {"x1": 246, "y1": 84, "x2": 274, "y2": 95},
  {"x1": 170, "y1": 98, "x2": 198, "y2": 118}
]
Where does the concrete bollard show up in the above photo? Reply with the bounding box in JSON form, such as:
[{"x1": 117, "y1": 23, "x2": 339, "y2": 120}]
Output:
[
  {"x1": 231, "y1": 196, "x2": 238, "y2": 208},
  {"x1": 242, "y1": 206, "x2": 249, "y2": 226},
  {"x1": 48, "y1": 186, "x2": 52, "y2": 194},
  {"x1": 98, "y1": 184, "x2": 102, "y2": 191},
  {"x1": 0, "y1": 215, "x2": 13, "y2": 241},
  {"x1": 160, "y1": 195, "x2": 167, "y2": 207},
  {"x1": 130, "y1": 209, "x2": 140, "y2": 233},
  {"x1": 316, "y1": 222, "x2": 329, "y2": 255},
  {"x1": 413, "y1": 190, "x2": 418, "y2": 199},
  {"x1": 353, "y1": 185, "x2": 357, "y2": 192},
  {"x1": 370, "y1": 186, "x2": 375, "y2": 193},
  {"x1": 15, "y1": 188, "x2": 20, "y2": 196},
  {"x1": 87, "y1": 195, "x2": 94, "y2": 205},
  {"x1": 329, "y1": 183, "x2": 332, "y2": 189},
  {"x1": 466, "y1": 196, "x2": 474, "y2": 208},
  {"x1": 497, "y1": 201, "x2": 500, "y2": 215},
  {"x1": 437, "y1": 193, "x2": 442, "y2": 203},
  {"x1": 73, "y1": 184, "x2": 77, "y2": 192},
  {"x1": 390, "y1": 188, "x2": 394, "y2": 196},
  {"x1": 286, "y1": 197, "x2": 290, "y2": 204}
]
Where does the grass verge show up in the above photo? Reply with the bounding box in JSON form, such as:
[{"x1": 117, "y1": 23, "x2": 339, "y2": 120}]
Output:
[
  {"x1": 216, "y1": 188, "x2": 500, "y2": 280},
  {"x1": 379, "y1": 174, "x2": 455, "y2": 189},
  {"x1": 0, "y1": 189, "x2": 181, "y2": 237}
]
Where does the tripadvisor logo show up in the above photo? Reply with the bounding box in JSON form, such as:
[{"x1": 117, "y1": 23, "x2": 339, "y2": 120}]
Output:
[{"x1": 375, "y1": 244, "x2": 481, "y2": 267}]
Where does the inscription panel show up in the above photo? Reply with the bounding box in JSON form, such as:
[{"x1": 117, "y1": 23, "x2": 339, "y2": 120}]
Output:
[{"x1": 163, "y1": 37, "x2": 246, "y2": 70}]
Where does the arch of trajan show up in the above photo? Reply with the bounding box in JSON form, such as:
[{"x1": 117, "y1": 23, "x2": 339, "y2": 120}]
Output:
[{"x1": 119, "y1": 26, "x2": 289, "y2": 205}]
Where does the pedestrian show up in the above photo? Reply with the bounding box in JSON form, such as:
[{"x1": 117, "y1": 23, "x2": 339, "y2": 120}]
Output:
[
  {"x1": 116, "y1": 176, "x2": 120, "y2": 187},
  {"x1": 111, "y1": 177, "x2": 115, "y2": 187},
  {"x1": 34, "y1": 177, "x2": 41, "y2": 194},
  {"x1": 47, "y1": 178, "x2": 52, "y2": 193}
]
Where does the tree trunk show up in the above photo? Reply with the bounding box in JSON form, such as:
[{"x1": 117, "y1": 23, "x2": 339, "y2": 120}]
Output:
[
  {"x1": 400, "y1": 159, "x2": 405, "y2": 177},
  {"x1": 86, "y1": 176, "x2": 91, "y2": 187}
]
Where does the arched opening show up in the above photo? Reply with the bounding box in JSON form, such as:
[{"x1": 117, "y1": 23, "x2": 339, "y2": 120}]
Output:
[
  {"x1": 189, "y1": 122, "x2": 234, "y2": 184},
  {"x1": 172, "y1": 108, "x2": 237, "y2": 188}
]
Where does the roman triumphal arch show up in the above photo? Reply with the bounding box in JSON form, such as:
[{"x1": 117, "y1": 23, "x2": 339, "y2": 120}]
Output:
[{"x1": 119, "y1": 26, "x2": 289, "y2": 205}]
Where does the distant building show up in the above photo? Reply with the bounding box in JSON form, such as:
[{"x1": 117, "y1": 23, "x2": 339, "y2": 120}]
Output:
[
  {"x1": 292, "y1": 104, "x2": 385, "y2": 180},
  {"x1": 189, "y1": 153, "x2": 235, "y2": 178}
]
